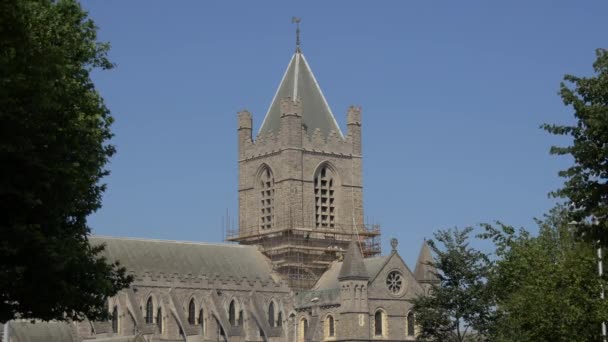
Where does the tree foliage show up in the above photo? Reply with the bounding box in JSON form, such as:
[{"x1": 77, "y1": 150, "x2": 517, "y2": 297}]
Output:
[
  {"x1": 410, "y1": 227, "x2": 495, "y2": 342},
  {"x1": 542, "y1": 48, "x2": 608, "y2": 244},
  {"x1": 481, "y1": 206, "x2": 608, "y2": 342},
  {"x1": 0, "y1": 0, "x2": 132, "y2": 322}
]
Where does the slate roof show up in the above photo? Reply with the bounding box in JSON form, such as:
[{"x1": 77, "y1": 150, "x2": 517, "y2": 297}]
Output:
[
  {"x1": 414, "y1": 240, "x2": 439, "y2": 283},
  {"x1": 90, "y1": 236, "x2": 276, "y2": 281},
  {"x1": 8, "y1": 321, "x2": 74, "y2": 342},
  {"x1": 338, "y1": 240, "x2": 369, "y2": 281},
  {"x1": 313, "y1": 256, "x2": 390, "y2": 291},
  {"x1": 258, "y1": 50, "x2": 343, "y2": 139},
  {"x1": 294, "y1": 288, "x2": 341, "y2": 309}
]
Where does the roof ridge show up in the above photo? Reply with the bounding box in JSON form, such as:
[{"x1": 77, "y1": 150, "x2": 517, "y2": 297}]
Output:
[{"x1": 90, "y1": 235, "x2": 252, "y2": 248}]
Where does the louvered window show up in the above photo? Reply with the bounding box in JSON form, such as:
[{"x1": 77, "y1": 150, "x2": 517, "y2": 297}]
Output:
[
  {"x1": 314, "y1": 166, "x2": 335, "y2": 228},
  {"x1": 260, "y1": 167, "x2": 275, "y2": 230}
]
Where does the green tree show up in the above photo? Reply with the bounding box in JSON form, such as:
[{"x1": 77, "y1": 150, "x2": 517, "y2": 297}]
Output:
[
  {"x1": 0, "y1": 0, "x2": 132, "y2": 322},
  {"x1": 410, "y1": 227, "x2": 495, "y2": 342},
  {"x1": 542, "y1": 48, "x2": 608, "y2": 244},
  {"x1": 482, "y1": 206, "x2": 608, "y2": 342}
]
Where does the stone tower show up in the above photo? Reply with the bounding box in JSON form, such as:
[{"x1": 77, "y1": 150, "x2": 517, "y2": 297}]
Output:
[{"x1": 229, "y1": 43, "x2": 380, "y2": 290}]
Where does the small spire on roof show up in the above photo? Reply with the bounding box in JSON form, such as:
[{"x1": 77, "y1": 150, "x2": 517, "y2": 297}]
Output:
[
  {"x1": 414, "y1": 240, "x2": 439, "y2": 284},
  {"x1": 338, "y1": 238, "x2": 369, "y2": 281},
  {"x1": 292, "y1": 16, "x2": 301, "y2": 52}
]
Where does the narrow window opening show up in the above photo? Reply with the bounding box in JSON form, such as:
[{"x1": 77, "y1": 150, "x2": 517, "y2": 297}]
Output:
[
  {"x1": 229, "y1": 300, "x2": 236, "y2": 326},
  {"x1": 145, "y1": 297, "x2": 154, "y2": 324},
  {"x1": 268, "y1": 302, "x2": 275, "y2": 327},
  {"x1": 315, "y1": 166, "x2": 336, "y2": 228},
  {"x1": 374, "y1": 311, "x2": 383, "y2": 336},
  {"x1": 407, "y1": 311, "x2": 415, "y2": 336},
  {"x1": 188, "y1": 299, "x2": 196, "y2": 325},
  {"x1": 156, "y1": 307, "x2": 163, "y2": 334},
  {"x1": 259, "y1": 166, "x2": 275, "y2": 230},
  {"x1": 328, "y1": 315, "x2": 335, "y2": 337}
]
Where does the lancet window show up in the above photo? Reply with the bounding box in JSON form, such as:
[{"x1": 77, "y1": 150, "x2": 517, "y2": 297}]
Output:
[
  {"x1": 314, "y1": 165, "x2": 336, "y2": 228},
  {"x1": 259, "y1": 166, "x2": 275, "y2": 230}
]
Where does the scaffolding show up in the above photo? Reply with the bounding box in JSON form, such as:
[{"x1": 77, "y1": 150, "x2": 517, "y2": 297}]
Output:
[{"x1": 224, "y1": 209, "x2": 381, "y2": 292}]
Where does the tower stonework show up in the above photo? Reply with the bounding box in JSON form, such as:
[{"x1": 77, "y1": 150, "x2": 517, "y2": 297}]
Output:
[{"x1": 229, "y1": 49, "x2": 380, "y2": 291}]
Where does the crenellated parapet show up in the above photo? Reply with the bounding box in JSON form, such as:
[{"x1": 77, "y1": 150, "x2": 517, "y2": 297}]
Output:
[{"x1": 238, "y1": 98, "x2": 363, "y2": 160}]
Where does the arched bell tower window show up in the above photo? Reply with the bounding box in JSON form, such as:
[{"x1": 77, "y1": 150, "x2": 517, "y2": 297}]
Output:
[
  {"x1": 259, "y1": 166, "x2": 275, "y2": 230},
  {"x1": 314, "y1": 165, "x2": 336, "y2": 228}
]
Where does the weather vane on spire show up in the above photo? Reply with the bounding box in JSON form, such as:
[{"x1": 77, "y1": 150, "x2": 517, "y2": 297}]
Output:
[{"x1": 292, "y1": 16, "x2": 301, "y2": 52}]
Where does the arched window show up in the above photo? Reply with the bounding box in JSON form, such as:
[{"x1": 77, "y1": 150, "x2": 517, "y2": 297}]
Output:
[
  {"x1": 156, "y1": 307, "x2": 163, "y2": 334},
  {"x1": 407, "y1": 311, "x2": 415, "y2": 337},
  {"x1": 111, "y1": 305, "x2": 118, "y2": 333},
  {"x1": 238, "y1": 310, "x2": 244, "y2": 326},
  {"x1": 326, "y1": 315, "x2": 335, "y2": 338},
  {"x1": 298, "y1": 318, "x2": 308, "y2": 342},
  {"x1": 374, "y1": 310, "x2": 385, "y2": 337},
  {"x1": 277, "y1": 311, "x2": 282, "y2": 327},
  {"x1": 145, "y1": 297, "x2": 154, "y2": 324},
  {"x1": 199, "y1": 308, "x2": 205, "y2": 335},
  {"x1": 314, "y1": 165, "x2": 336, "y2": 228},
  {"x1": 259, "y1": 166, "x2": 275, "y2": 230},
  {"x1": 188, "y1": 299, "x2": 196, "y2": 325},
  {"x1": 229, "y1": 300, "x2": 236, "y2": 326},
  {"x1": 268, "y1": 302, "x2": 275, "y2": 327}
]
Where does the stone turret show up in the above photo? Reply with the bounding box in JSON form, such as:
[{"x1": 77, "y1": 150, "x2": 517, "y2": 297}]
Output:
[
  {"x1": 347, "y1": 105, "x2": 362, "y2": 155},
  {"x1": 338, "y1": 239, "x2": 370, "y2": 340},
  {"x1": 237, "y1": 110, "x2": 253, "y2": 158},
  {"x1": 279, "y1": 97, "x2": 302, "y2": 148}
]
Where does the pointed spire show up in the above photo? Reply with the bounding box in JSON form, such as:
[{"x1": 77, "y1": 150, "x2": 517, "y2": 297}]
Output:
[
  {"x1": 414, "y1": 240, "x2": 439, "y2": 283},
  {"x1": 338, "y1": 239, "x2": 369, "y2": 281},
  {"x1": 258, "y1": 32, "x2": 344, "y2": 139}
]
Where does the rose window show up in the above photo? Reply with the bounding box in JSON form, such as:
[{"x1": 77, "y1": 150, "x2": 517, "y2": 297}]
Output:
[{"x1": 386, "y1": 271, "x2": 403, "y2": 294}]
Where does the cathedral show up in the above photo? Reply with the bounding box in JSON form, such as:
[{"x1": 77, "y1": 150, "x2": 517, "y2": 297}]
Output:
[{"x1": 2, "y1": 32, "x2": 438, "y2": 342}]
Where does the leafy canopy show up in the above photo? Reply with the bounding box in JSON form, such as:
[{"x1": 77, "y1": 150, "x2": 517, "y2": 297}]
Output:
[
  {"x1": 410, "y1": 227, "x2": 495, "y2": 342},
  {"x1": 481, "y1": 206, "x2": 608, "y2": 342},
  {"x1": 0, "y1": 0, "x2": 132, "y2": 322},
  {"x1": 542, "y1": 49, "x2": 608, "y2": 244}
]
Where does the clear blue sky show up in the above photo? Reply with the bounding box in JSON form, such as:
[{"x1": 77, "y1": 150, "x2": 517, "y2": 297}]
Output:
[{"x1": 83, "y1": 1, "x2": 607, "y2": 267}]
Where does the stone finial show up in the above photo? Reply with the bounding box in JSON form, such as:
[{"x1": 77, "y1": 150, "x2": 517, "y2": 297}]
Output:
[
  {"x1": 280, "y1": 97, "x2": 302, "y2": 117},
  {"x1": 390, "y1": 238, "x2": 398, "y2": 252}
]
